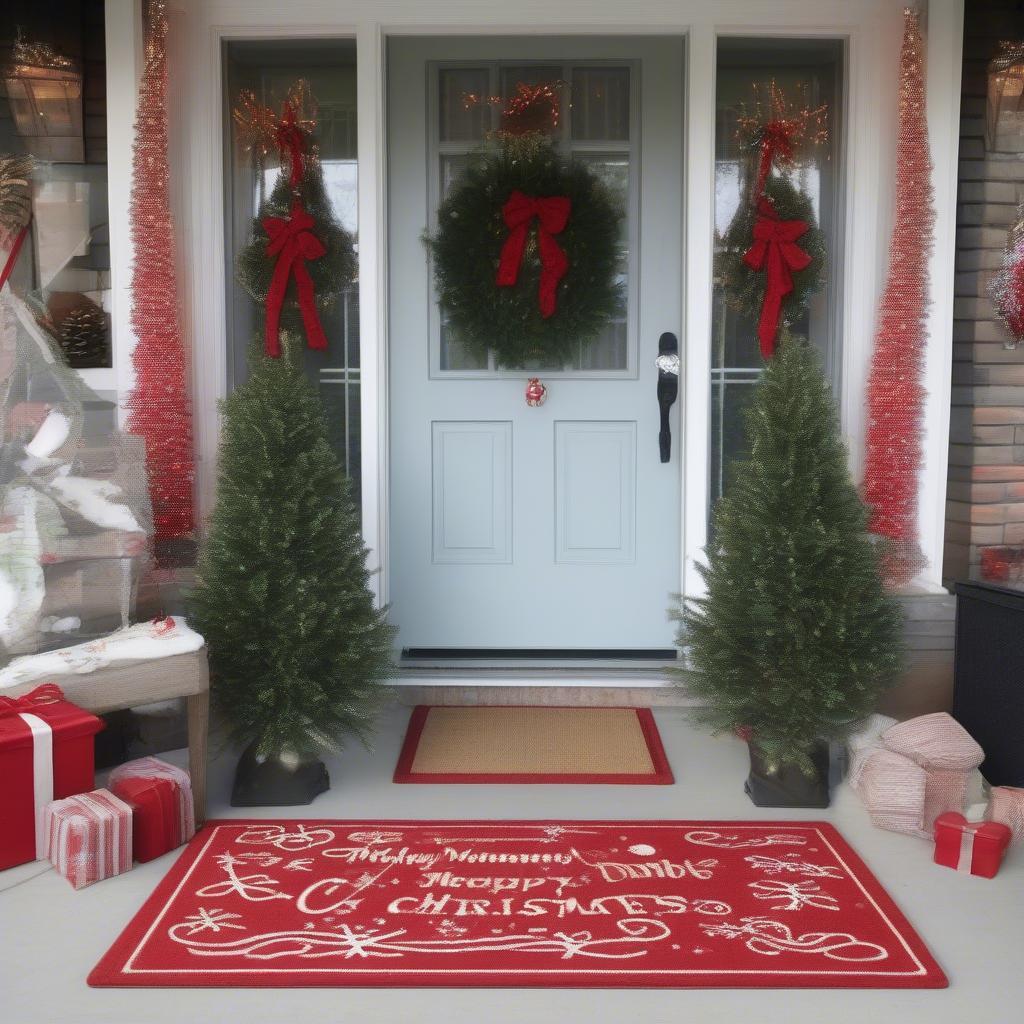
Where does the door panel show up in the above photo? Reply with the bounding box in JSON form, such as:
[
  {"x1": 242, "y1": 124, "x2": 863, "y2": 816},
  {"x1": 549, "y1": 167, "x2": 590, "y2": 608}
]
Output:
[
  {"x1": 431, "y1": 421, "x2": 512, "y2": 564},
  {"x1": 388, "y1": 36, "x2": 683, "y2": 652},
  {"x1": 555, "y1": 421, "x2": 636, "y2": 565}
]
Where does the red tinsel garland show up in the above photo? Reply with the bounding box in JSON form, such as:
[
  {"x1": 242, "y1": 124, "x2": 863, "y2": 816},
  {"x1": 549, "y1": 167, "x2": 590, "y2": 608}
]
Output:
[
  {"x1": 123, "y1": 0, "x2": 195, "y2": 558},
  {"x1": 862, "y1": 8, "x2": 935, "y2": 586}
]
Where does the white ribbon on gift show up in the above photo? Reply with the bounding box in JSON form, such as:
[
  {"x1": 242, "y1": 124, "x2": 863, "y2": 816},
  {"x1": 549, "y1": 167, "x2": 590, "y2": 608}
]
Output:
[
  {"x1": 956, "y1": 827, "x2": 977, "y2": 873},
  {"x1": 18, "y1": 712, "x2": 54, "y2": 859}
]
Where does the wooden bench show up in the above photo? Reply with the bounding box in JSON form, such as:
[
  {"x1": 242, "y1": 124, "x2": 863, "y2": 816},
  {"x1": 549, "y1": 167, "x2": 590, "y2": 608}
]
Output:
[{"x1": 2, "y1": 649, "x2": 210, "y2": 824}]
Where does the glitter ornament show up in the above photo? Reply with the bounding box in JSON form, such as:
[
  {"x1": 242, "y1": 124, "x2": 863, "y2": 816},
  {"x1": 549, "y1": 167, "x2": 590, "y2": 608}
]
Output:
[
  {"x1": 990, "y1": 199, "x2": 1024, "y2": 348},
  {"x1": 862, "y1": 8, "x2": 935, "y2": 587},
  {"x1": 123, "y1": 0, "x2": 196, "y2": 564},
  {"x1": 524, "y1": 377, "x2": 547, "y2": 406}
]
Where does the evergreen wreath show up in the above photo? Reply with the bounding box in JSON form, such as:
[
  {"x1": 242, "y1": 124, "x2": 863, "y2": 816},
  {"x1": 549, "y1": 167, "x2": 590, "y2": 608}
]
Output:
[
  {"x1": 716, "y1": 172, "x2": 826, "y2": 343},
  {"x1": 426, "y1": 136, "x2": 623, "y2": 368},
  {"x1": 237, "y1": 158, "x2": 357, "y2": 342}
]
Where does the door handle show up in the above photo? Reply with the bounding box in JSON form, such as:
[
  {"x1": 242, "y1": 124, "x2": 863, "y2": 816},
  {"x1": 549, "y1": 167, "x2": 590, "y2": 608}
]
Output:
[{"x1": 655, "y1": 332, "x2": 680, "y2": 463}]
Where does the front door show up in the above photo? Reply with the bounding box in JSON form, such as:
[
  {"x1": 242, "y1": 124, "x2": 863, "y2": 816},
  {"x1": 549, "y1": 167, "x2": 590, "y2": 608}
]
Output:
[{"x1": 388, "y1": 37, "x2": 683, "y2": 652}]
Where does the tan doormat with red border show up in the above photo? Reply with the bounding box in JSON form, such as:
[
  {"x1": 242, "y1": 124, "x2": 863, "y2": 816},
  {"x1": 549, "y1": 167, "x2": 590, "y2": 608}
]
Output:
[{"x1": 393, "y1": 706, "x2": 673, "y2": 784}]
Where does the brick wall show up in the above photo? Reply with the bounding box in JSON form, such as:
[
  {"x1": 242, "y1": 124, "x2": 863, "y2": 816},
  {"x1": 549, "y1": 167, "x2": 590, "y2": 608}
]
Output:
[{"x1": 945, "y1": 0, "x2": 1024, "y2": 587}]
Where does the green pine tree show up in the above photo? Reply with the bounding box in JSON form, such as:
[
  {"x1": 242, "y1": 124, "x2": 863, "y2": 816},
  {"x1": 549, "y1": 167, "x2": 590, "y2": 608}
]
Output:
[
  {"x1": 189, "y1": 339, "x2": 394, "y2": 758},
  {"x1": 673, "y1": 335, "x2": 903, "y2": 774}
]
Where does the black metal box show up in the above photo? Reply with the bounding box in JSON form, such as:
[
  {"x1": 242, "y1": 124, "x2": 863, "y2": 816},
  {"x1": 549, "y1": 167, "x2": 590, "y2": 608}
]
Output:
[{"x1": 953, "y1": 581, "x2": 1024, "y2": 786}]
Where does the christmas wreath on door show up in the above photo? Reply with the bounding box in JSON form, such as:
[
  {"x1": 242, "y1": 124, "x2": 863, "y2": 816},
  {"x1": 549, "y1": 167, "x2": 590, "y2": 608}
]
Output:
[{"x1": 426, "y1": 134, "x2": 624, "y2": 369}]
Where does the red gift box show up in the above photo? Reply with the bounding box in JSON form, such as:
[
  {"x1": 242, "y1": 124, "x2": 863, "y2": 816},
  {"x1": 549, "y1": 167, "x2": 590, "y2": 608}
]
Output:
[
  {"x1": 43, "y1": 788, "x2": 133, "y2": 889},
  {"x1": 933, "y1": 811, "x2": 1012, "y2": 878},
  {"x1": 0, "y1": 684, "x2": 103, "y2": 871},
  {"x1": 109, "y1": 758, "x2": 195, "y2": 862}
]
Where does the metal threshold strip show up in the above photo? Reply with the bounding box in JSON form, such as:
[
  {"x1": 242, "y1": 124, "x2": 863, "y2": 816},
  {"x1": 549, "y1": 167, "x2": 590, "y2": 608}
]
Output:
[{"x1": 402, "y1": 648, "x2": 678, "y2": 662}]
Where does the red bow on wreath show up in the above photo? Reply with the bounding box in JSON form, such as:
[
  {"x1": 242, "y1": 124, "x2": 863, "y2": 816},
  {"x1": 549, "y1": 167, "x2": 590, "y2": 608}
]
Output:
[
  {"x1": 263, "y1": 205, "x2": 328, "y2": 358},
  {"x1": 495, "y1": 190, "x2": 571, "y2": 318},
  {"x1": 743, "y1": 197, "x2": 812, "y2": 358}
]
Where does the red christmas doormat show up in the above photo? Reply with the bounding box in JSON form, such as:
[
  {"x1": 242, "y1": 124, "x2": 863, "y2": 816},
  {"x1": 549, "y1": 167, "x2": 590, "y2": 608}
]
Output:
[{"x1": 89, "y1": 820, "x2": 946, "y2": 989}]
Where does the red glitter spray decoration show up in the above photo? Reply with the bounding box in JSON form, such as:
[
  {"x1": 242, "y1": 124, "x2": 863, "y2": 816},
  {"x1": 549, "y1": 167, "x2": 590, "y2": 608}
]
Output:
[
  {"x1": 124, "y1": 0, "x2": 195, "y2": 559},
  {"x1": 862, "y1": 8, "x2": 935, "y2": 586}
]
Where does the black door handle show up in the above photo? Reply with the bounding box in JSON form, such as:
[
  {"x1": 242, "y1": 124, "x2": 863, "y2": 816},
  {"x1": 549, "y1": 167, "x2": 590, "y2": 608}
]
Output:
[{"x1": 656, "y1": 332, "x2": 679, "y2": 463}]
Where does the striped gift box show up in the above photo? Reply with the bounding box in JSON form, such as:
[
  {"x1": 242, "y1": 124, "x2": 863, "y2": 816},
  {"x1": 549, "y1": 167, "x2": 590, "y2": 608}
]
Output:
[
  {"x1": 43, "y1": 789, "x2": 133, "y2": 889},
  {"x1": 108, "y1": 757, "x2": 195, "y2": 848}
]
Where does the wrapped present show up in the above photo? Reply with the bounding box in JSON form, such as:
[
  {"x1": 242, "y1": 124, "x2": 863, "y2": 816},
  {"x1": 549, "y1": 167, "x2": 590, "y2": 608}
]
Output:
[
  {"x1": 933, "y1": 811, "x2": 1012, "y2": 879},
  {"x1": 109, "y1": 757, "x2": 194, "y2": 862},
  {"x1": 881, "y1": 713, "x2": 985, "y2": 830},
  {"x1": 0, "y1": 683, "x2": 103, "y2": 871},
  {"x1": 43, "y1": 788, "x2": 132, "y2": 889},
  {"x1": 987, "y1": 786, "x2": 1024, "y2": 844},
  {"x1": 853, "y1": 747, "x2": 929, "y2": 837}
]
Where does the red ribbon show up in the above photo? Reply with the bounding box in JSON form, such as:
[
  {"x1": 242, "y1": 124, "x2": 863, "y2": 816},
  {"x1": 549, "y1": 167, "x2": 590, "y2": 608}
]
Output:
[
  {"x1": 495, "y1": 190, "x2": 571, "y2": 318},
  {"x1": 262, "y1": 204, "x2": 328, "y2": 358},
  {"x1": 753, "y1": 121, "x2": 797, "y2": 201},
  {"x1": 0, "y1": 683, "x2": 65, "y2": 718},
  {"x1": 0, "y1": 224, "x2": 29, "y2": 291},
  {"x1": 743, "y1": 198, "x2": 812, "y2": 358},
  {"x1": 274, "y1": 105, "x2": 305, "y2": 189}
]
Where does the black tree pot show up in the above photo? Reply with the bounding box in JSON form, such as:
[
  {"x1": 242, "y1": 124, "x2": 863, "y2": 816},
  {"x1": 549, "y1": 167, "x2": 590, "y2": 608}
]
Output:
[
  {"x1": 744, "y1": 739, "x2": 831, "y2": 809},
  {"x1": 231, "y1": 742, "x2": 330, "y2": 807}
]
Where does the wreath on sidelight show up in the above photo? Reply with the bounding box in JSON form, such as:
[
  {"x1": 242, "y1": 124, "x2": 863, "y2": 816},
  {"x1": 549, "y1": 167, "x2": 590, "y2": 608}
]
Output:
[{"x1": 425, "y1": 135, "x2": 624, "y2": 369}]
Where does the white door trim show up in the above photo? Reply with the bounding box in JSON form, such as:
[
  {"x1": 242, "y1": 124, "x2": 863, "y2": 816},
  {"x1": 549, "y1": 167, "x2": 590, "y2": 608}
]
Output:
[{"x1": 148, "y1": 0, "x2": 963, "y2": 621}]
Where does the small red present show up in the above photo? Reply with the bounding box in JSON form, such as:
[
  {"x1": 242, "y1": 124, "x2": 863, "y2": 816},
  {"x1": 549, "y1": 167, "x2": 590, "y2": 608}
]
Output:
[
  {"x1": 108, "y1": 757, "x2": 194, "y2": 862},
  {"x1": 0, "y1": 684, "x2": 103, "y2": 871},
  {"x1": 43, "y1": 788, "x2": 133, "y2": 889},
  {"x1": 933, "y1": 811, "x2": 1012, "y2": 879}
]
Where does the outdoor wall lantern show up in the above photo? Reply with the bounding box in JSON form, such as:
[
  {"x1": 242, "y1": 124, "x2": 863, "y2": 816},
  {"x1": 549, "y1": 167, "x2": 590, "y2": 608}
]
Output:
[
  {"x1": 4, "y1": 33, "x2": 84, "y2": 164},
  {"x1": 987, "y1": 41, "x2": 1024, "y2": 155}
]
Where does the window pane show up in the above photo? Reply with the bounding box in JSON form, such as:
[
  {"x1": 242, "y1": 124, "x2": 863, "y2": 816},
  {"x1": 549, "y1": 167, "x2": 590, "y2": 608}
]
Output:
[
  {"x1": 223, "y1": 39, "x2": 361, "y2": 496},
  {"x1": 0, "y1": 2, "x2": 113, "y2": 370},
  {"x1": 439, "y1": 68, "x2": 490, "y2": 142},
  {"x1": 571, "y1": 67, "x2": 630, "y2": 141},
  {"x1": 710, "y1": 40, "x2": 843, "y2": 511},
  {"x1": 432, "y1": 62, "x2": 634, "y2": 376}
]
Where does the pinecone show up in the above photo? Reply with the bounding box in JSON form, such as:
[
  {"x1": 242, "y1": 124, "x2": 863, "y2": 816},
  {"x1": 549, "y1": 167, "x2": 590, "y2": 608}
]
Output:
[{"x1": 59, "y1": 306, "x2": 109, "y2": 368}]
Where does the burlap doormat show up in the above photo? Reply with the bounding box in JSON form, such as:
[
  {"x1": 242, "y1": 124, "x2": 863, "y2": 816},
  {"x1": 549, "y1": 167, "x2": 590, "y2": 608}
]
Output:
[{"x1": 393, "y1": 706, "x2": 673, "y2": 784}]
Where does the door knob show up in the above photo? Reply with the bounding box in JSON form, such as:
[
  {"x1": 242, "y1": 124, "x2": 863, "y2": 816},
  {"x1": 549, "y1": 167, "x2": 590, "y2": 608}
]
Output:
[{"x1": 656, "y1": 332, "x2": 679, "y2": 463}]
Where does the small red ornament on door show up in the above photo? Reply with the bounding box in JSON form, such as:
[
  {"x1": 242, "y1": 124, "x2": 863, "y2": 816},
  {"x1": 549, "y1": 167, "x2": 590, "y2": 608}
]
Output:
[{"x1": 525, "y1": 377, "x2": 547, "y2": 407}]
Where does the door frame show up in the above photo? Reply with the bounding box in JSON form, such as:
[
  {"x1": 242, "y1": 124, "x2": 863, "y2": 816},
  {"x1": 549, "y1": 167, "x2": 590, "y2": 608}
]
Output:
[{"x1": 163, "y1": 1, "x2": 964, "y2": 631}]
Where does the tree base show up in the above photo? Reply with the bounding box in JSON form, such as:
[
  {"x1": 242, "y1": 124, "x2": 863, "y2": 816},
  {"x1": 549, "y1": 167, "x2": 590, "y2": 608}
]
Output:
[
  {"x1": 230, "y1": 742, "x2": 330, "y2": 807},
  {"x1": 744, "y1": 740, "x2": 831, "y2": 808}
]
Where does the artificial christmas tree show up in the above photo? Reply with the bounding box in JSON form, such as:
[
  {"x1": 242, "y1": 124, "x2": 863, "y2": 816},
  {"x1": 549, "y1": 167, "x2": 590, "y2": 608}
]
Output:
[
  {"x1": 190, "y1": 339, "x2": 394, "y2": 805},
  {"x1": 673, "y1": 335, "x2": 903, "y2": 806}
]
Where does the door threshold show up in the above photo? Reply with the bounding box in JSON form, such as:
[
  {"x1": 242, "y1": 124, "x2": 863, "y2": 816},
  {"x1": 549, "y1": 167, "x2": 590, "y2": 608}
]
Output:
[{"x1": 392, "y1": 663, "x2": 679, "y2": 687}]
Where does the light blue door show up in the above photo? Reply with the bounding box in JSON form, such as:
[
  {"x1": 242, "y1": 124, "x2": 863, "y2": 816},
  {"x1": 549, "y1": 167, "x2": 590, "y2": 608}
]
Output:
[{"x1": 388, "y1": 37, "x2": 683, "y2": 652}]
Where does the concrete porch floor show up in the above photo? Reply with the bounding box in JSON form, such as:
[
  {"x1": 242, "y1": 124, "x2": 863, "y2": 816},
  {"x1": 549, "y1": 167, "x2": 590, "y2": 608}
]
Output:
[{"x1": 1, "y1": 702, "x2": 1020, "y2": 1024}]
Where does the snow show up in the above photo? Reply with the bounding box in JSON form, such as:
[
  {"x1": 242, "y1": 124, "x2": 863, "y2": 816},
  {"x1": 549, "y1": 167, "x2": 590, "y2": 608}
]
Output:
[
  {"x1": 0, "y1": 615, "x2": 205, "y2": 689},
  {"x1": 25, "y1": 409, "x2": 71, "y2": 459},
  {"x1": 45, "y1": 466, "x2": 142, "y2": 533}
]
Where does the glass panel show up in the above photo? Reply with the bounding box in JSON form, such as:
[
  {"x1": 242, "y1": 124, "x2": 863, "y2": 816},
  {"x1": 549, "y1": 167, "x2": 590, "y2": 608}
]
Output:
[
  {"x1": 0, "y1": 2, "x2": 113, "y2": 369},
  {"x1": 571, "y1": 67, "x2": 630, "y2": 141},
  {"x1": 440, "y1": 153, "x2": 472, "y2": 200},
  {"x1": 710, "y1": 39, "x2": 843, "y2": 511},
  {"x1": 432, "y1": 61, "x2": 634, "y2": 375},
  {"x1": 568, "y1": 153, "x2": 629, "y2": 371},
  {"x1": 223, "y1": 39, "x2": 360, "y2": 497},
  {"x1": 439, "y1": 68, "x2": 490, "y2": 142},
  {"x1": 440, "y1": 323, "x2": 488, "y2": 371}
]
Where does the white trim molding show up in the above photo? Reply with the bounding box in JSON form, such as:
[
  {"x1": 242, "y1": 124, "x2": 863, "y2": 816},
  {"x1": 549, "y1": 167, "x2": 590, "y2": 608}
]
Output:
[{"x1": 132, "y1": 0, "x2": 965, "y2": 626}]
